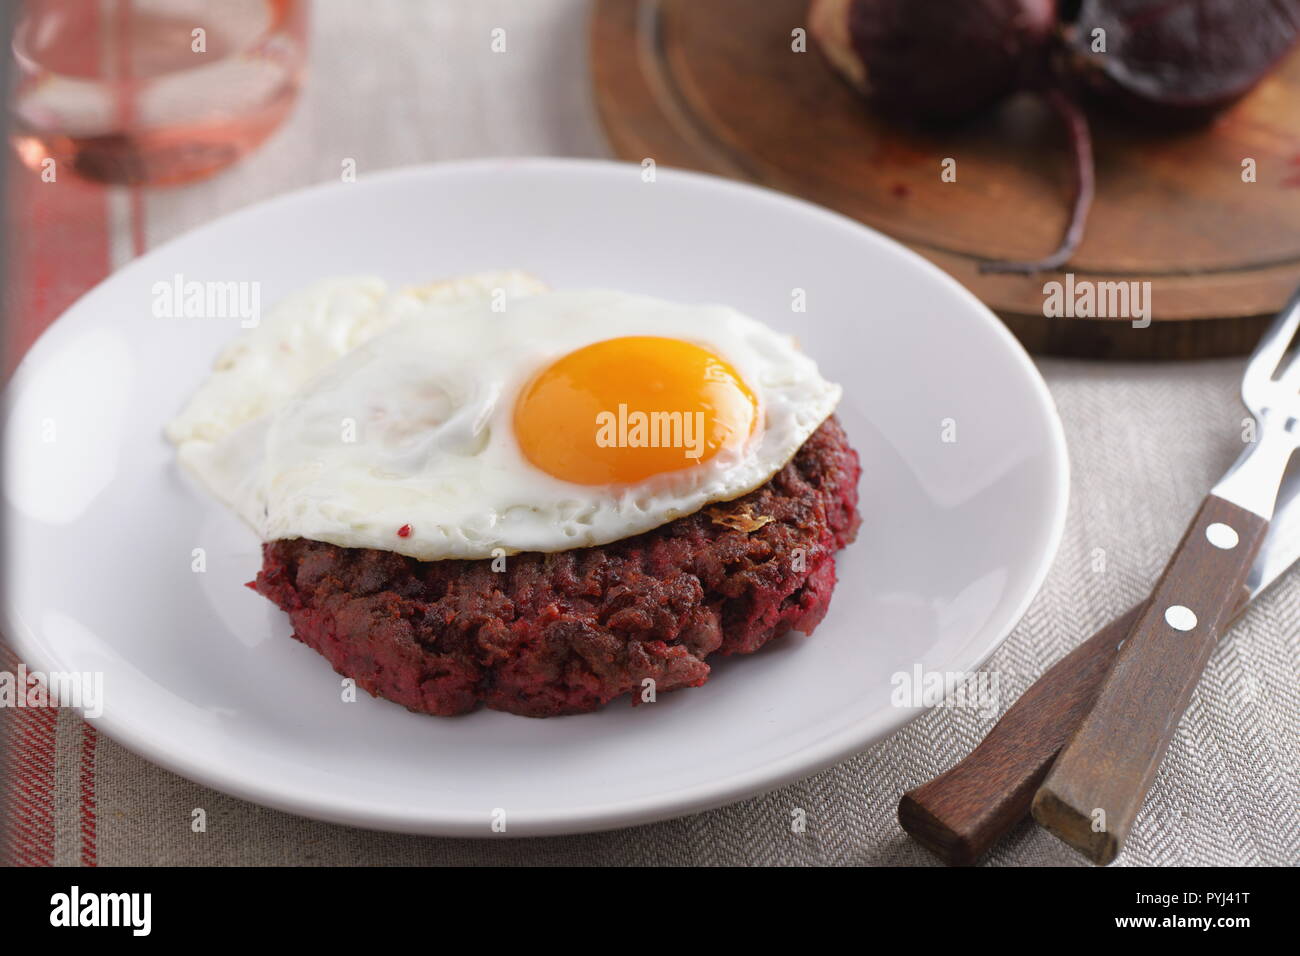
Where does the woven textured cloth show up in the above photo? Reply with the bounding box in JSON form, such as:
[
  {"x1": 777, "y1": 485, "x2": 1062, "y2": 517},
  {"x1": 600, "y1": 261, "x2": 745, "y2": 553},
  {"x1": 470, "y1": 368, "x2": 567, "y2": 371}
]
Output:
[{"x1": 3, "y1": 0, "x2": 1297, "y2": 866}]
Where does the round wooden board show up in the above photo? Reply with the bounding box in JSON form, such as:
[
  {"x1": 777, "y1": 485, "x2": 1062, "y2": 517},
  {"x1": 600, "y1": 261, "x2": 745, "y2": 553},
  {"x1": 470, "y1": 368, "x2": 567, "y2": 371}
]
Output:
[{"x1": 590, "y1": 0, "x2": 1300, "y2": 358}]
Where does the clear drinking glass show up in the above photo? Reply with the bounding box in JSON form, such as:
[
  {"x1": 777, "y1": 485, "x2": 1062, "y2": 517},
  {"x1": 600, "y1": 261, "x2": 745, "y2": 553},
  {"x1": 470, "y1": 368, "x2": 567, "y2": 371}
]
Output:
[{"x1": 10, "y1": 0, "x2": 307, "y2": 185}]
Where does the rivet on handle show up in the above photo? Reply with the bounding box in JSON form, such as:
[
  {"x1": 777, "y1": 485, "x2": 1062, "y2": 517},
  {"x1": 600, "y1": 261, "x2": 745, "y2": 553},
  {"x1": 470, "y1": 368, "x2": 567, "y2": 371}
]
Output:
[
  {"x1": 1164, "y1": 605, "x2": 1197, "y2": 631},
  {"x1": 1205, "y1": 523, "x2": 1239, "y2": 549}
]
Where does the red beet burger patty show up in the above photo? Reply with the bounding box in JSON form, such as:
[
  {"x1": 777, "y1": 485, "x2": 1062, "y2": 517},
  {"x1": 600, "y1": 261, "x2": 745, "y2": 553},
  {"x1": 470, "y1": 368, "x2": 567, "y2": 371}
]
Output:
[{"x1": 252, "y1": 416, "x2": 862, "y2": 717}]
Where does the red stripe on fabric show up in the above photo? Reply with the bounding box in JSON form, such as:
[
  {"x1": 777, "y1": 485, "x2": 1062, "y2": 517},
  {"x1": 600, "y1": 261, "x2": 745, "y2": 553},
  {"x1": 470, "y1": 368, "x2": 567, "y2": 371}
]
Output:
[
  {"x1": 4, "y1": 161, "x2": 114, "y2": 373},
  {"x1": 79, "y1": 724, "x2": 98, "y2": 867},
  {"x1": 1, "y1": 646, "x2": 57, "y2": 867},
  {"x1": 129, "y1": 186, "x2": 147, "y2": 258},
  {"x1": 7, "y1": 705, "x2": 59, "y2": 867},
  {"x1": 2, "y1": 0, "x2": 116, "y2": 870},
  {"x1": 0, "y1": 643, "x2": 14, "y2": 862},
  {"x1": 3, "y1": 40, "x2": 114, "y2": 873},
  {"x1": 1, "y1": 157, "x2": 113, "y2": 863}
]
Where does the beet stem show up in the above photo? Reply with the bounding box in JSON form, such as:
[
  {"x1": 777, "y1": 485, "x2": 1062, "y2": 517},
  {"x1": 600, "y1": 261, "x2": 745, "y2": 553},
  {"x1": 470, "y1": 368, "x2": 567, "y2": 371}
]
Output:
[{"x1": 980, "y1": 88, "x2": 1096, "y2": 275}]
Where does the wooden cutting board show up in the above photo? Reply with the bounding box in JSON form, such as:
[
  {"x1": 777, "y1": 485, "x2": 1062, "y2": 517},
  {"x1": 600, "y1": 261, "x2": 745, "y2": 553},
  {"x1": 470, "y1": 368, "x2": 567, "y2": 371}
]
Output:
[{"x1": 590, "y1": 0, "x2": 1300, "y2": 358}]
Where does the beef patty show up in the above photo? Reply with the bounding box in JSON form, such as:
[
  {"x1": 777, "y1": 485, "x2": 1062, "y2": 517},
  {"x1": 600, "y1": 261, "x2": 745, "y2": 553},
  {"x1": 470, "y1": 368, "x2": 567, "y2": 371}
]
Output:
[{"x1": 252, "y1": 416, "x2": 861, "y2": 717}]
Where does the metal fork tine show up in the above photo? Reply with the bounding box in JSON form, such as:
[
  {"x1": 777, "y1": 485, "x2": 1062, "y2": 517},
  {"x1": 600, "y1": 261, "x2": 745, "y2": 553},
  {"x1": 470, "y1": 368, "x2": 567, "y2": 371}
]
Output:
[
  {"x1": 1281, "y1": 350, "x2": 1300, "y2": 391},
  {"x1": 1247, "y1": 286, "x2": 1300, "y2": 385}
]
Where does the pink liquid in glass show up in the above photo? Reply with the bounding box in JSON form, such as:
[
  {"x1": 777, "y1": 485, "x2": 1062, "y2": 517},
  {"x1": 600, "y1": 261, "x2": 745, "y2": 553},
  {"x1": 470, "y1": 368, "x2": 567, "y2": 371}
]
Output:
[{"x1": 11, "y1": 0, "x2": 307, "y2": 185}]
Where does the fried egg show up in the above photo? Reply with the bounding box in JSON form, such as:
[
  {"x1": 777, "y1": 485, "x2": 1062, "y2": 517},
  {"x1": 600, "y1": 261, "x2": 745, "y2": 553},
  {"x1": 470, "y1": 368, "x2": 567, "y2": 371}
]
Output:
[{"x1": 168, "y1": 277, "x2": 842, "y2": 560}]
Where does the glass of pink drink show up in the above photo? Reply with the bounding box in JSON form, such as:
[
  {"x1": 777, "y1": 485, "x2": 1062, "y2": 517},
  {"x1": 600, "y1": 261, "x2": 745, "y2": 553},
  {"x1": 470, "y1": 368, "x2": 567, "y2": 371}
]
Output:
[{"x1": 10, "y1": 0, "x2": 307, "y2": 185}]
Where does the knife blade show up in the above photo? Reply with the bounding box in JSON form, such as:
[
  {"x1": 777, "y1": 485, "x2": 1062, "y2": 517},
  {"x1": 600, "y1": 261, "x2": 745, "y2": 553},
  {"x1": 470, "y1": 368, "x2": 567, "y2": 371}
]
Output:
[
  {"x1": 1246, "y1": 455, "x2": 1300, "y2": 596},
  {"x1": 898, "y1": 456, "x2": 1300, "y2": 866}
]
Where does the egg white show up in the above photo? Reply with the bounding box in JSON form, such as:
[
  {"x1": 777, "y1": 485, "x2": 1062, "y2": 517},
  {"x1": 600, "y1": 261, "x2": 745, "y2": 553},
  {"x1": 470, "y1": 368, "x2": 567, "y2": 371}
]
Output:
[
  {"x1": 169, "y1": 281, "x2": 841, "y2": 561},
  {"x1": 165, "y1": 270, "x2": 547, "y2": 448}
]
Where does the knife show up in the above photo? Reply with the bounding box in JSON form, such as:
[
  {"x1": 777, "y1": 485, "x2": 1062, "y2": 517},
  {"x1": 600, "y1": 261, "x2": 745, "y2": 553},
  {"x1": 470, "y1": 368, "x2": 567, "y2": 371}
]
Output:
[
  {"x1": 898, "y1": 455, "x2": 1300, "y2": 866},
  {"x1": 1033, "y1": 291, "x2": 1300, "y2": 864}
]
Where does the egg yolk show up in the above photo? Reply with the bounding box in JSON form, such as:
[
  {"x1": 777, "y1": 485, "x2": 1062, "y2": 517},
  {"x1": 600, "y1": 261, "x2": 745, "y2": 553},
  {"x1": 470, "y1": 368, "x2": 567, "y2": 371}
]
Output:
[{"x1": 513, "y1": 336, "x2": 758, "y2": 485}]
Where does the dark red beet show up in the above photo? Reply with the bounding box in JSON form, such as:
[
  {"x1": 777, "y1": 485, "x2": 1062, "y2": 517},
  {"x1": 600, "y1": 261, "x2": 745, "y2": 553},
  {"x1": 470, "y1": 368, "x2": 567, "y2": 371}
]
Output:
[
  {"x1": 812, "y1": 0, "x2": 1093, "y2": 273},
  {"x1": 842, "y1": 0, "x2": 1058, "y2": 119},
  {"x1": 1069, "y1": 0, "x2": 1300, "y2": 123},
  {"x1": 812, "y1": 0, "x2": 1300, "y2": 272}
]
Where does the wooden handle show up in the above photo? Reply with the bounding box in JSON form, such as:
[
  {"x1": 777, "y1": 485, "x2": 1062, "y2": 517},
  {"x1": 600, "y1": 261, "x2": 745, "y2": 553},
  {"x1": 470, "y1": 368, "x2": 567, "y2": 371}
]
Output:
[
  {"x1": 899, "y1": 586, "x2": 1254, "y2": 865},
  {"x1": 1032, "y1": 495, "x2": 1268, "y2": 864},
  {"x1": 898, "y1": 605, "x2": 1139, "y2": 865}
]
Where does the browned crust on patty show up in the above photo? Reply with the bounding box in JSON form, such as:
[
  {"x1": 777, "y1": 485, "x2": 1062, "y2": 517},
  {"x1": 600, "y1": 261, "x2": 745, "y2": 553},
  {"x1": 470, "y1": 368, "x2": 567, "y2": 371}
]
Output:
[{"x1": 252, "y1": 416, "x2": 862, "y2": 717}]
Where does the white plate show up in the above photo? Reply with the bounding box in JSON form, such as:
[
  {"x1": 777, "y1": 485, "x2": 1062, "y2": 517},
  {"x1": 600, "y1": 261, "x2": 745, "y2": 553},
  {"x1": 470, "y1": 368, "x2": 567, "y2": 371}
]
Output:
[{"x1": 3, "y1": 159, "x2": 1068, "y2": 836}]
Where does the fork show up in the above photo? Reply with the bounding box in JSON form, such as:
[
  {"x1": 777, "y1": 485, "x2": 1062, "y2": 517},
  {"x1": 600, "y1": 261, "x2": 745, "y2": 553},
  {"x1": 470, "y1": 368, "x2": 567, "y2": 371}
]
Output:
[{"x1": 1031, "y1": 288, "x2": 1300, "y2": 864}]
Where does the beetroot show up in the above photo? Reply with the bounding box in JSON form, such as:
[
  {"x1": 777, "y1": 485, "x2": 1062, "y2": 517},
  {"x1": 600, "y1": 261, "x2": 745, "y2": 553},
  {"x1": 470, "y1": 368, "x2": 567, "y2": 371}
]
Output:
[
  {"x1": 1069, "y1": 0, "x2": 1300, "y2": 123},
  {"x1": 811, "y1": 0, "x2": 1300, "y2": 273},
  {"x1": 842, "y1": 0, "x2": 1057, "y2": 118}
]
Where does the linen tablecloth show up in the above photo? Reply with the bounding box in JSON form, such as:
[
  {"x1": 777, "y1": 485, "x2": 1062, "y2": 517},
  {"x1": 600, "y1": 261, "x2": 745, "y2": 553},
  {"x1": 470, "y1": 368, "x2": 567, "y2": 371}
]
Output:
[{"x1": 3, "y1": 0, "x2": 1297, "y2": 867}]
